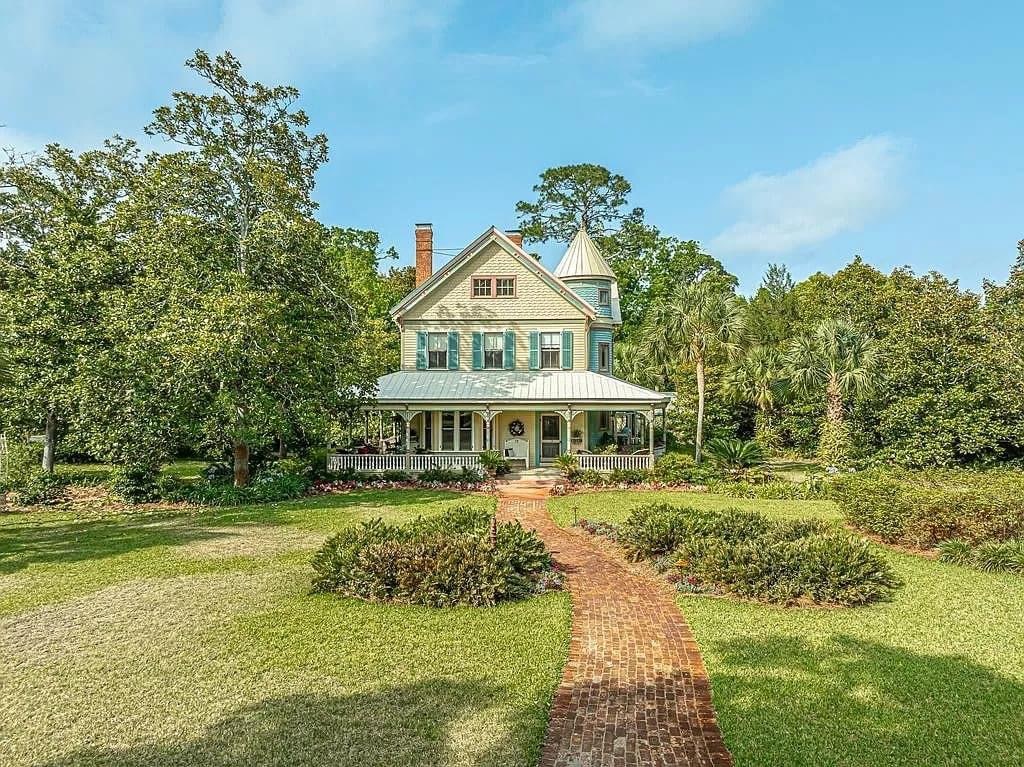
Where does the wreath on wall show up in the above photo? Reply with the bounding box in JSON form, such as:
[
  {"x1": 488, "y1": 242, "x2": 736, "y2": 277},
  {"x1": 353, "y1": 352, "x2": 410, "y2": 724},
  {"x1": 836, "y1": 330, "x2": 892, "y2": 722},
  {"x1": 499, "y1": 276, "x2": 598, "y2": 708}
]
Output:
[{"x1": 508, "y1": 419, "x2": 526, "y2": 437}]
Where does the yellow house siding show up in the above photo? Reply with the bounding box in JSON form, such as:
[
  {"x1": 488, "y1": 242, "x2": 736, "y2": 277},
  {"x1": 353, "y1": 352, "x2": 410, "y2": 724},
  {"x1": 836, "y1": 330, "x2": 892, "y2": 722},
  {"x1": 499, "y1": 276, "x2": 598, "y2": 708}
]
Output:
[
  {"x1": 402, "y1": 241, "x2": 589, "y2": 322},
  {"x1": 400, "y1": 319, "x2": 587, "y2": 371}
]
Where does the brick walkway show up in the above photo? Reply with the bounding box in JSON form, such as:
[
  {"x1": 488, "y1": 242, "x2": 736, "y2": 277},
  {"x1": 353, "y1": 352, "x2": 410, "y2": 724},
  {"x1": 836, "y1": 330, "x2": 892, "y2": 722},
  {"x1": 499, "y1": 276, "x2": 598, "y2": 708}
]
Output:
[{"x1": 498, "y1": 486, "x2": 733, "y2": 767}]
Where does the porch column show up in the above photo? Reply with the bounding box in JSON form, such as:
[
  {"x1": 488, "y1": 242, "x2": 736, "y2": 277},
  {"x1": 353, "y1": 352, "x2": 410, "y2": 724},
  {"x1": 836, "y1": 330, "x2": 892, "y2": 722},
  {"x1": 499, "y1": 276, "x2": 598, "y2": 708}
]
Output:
[
  {"x1": 473, "y1": 407, "x2": 502, "y2": 453},
  {"x1": 397, "y1": 409, "x2": 422, "y2": 471},
  {"x1": 557, "y1": 406, "x2": 578, "y2": 454}
]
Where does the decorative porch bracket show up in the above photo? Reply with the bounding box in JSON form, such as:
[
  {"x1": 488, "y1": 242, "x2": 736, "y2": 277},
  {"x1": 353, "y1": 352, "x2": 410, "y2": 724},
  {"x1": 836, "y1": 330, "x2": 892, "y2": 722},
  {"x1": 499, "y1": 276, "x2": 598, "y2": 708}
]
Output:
[{"x1": 473, "y1": 408, "x2": 502, "y2": 453}]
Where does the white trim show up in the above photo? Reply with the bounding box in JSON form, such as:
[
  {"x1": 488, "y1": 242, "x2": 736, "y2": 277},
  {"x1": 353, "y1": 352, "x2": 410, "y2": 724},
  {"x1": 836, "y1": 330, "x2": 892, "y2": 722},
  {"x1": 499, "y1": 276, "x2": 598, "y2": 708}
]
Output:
[{"x1": 390, "y1": 227, "x2": 596, "y2": 320}]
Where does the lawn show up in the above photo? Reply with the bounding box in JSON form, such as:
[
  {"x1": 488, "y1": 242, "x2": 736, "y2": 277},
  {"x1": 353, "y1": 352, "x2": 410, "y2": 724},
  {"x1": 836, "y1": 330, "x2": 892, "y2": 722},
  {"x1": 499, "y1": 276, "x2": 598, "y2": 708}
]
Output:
[
  {"x1": 0, "y1": 489, "x2": 571, "y2": 767},
  {"x1": 549, "y1": 490, "x2": 1024, "y2": 767}
]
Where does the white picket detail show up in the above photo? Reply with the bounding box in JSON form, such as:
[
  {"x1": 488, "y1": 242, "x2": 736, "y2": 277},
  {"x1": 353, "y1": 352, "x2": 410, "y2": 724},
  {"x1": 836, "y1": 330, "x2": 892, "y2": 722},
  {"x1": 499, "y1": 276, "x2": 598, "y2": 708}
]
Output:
[
  {"x1": 327, "y1": 452, "x2": 481, "y2": 474},
  {"x1": 577, "y1": 453, "x2": 653, "y2": 472}
]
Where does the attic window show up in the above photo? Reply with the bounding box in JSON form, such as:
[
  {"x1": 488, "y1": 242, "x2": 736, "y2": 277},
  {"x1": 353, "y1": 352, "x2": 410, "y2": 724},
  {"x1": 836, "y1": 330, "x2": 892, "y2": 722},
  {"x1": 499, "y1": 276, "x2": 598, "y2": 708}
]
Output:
[
  {"x1": 598, "y1": 288, "x2": 611, "y2": 306},
  {"x1": 471, "y1": 275, "x2": 516, "y2": 298}
]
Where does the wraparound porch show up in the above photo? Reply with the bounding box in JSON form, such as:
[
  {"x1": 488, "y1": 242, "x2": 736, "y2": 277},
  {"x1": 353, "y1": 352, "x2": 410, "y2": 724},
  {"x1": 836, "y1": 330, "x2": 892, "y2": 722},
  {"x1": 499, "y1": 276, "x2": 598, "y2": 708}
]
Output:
[{"x1": 330, "y1": 405, "x2": 668, "y2": 472}]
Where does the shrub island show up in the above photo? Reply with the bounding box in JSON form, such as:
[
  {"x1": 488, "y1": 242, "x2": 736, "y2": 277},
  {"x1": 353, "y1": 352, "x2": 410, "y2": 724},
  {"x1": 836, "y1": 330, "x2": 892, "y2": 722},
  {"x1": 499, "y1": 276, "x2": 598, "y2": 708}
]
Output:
[
  {"x1": 577, "y1": 502, "x2": 901, "y2": 606},
  {"x1": 312, "y1": 505, "x2": 562, "y2": 607}
]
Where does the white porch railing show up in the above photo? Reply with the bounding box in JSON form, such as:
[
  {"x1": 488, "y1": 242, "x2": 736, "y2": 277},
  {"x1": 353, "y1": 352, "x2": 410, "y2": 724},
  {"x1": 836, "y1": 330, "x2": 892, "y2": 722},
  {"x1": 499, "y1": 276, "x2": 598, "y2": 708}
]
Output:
[
  {"x1": 577, "y1": 453, "x2": 654, "y2": 472},
  {"x1": 328, "y1": 452, "x2": 481, "y2": 474}
]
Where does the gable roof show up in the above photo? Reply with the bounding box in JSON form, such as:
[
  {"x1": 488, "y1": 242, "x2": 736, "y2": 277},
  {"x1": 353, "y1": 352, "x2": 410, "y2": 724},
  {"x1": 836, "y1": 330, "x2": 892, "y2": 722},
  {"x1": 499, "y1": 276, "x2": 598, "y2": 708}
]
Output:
[
  {"x1": 554, "y1": 227, "x2": 616, "y2": 280},
  {"x1": 390, "y1": 226, "x2": 596, "y2": 320}
]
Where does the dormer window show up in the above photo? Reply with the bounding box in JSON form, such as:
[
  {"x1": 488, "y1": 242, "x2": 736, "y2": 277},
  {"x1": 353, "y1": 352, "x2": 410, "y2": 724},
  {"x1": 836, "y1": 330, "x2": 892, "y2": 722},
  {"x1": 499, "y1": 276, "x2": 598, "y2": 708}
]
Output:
[
  {"x1": 598, "y1": 288, "x2": 611, "y2": 306},
  {"x1": 472, "y1": 275, "x2": 516, "y2": 298}
]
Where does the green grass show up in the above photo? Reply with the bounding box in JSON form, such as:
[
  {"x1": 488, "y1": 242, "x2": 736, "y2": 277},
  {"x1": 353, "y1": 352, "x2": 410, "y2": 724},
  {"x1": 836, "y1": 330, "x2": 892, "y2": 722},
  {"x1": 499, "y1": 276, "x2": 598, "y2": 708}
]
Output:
[
  {"x1": 0, "y1": 489, "x2": 571, "y2": 767},
  {"x1": 550, "y1": 490, "x2": 1024, "y2": 767}
]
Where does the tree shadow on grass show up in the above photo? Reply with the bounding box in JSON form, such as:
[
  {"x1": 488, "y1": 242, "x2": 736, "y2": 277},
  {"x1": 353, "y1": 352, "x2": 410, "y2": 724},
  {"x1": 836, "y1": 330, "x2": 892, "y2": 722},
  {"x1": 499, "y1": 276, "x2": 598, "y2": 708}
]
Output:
[
  {"x1": 0, "y1": 489, "x2": 478, "y2": 575},
  {"x1": 710, "y1": 634, "x2": 1024, "y2": 766},
  {"x1": 40, "y1": 680, "x2": 542, "y2": 767}
]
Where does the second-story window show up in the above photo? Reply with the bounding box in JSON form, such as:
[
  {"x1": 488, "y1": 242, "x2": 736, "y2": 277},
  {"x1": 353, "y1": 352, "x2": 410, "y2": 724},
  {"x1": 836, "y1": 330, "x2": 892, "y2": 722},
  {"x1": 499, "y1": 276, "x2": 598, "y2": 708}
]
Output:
[
  {"x1": 598, "y1": 288, "x2": 611, "y2": 306},
  {"x1": 540, "y1": 332, "x2": 561, "y2": 369},
  {"x1": 472, "y1": 276, "x2": 516, "y2": 297},
  {"x1": 598, "y1": 341, "x2": 611, "y2": 372},
  {"x1": 484, "y1": 332, "x2": 504, "y2": 369},
  {"x1": 427, "y1": 332, "x2": 447, "y2": 368}
]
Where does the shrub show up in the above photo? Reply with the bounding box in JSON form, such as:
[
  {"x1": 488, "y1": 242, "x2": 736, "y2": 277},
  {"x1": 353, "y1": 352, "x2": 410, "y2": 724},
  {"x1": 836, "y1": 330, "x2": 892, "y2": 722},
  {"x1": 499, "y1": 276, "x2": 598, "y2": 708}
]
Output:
[
  {"x1": 650, "y1": 452, "x2": 722, "y2": 485},
  {"x1": 553, "y1": 453, "x2": 579, "y2": 478},
  {"x1": 157, "y1": 466, "x2": 309, "y2": 506},
  {"x1": 705, "y1": 438, "x2": 766, "y2": 469},
  {"x1": 831, "y1": 468, "x2": 1024, "y2": 547},
  {"x1": 707, "y1": 478, "x2": 827, "y2": 500},
  {"x1": 479, "y1": 450, "x2": 511, "y2": 477},
  {"x1": 380, "y1": 469, "x2": 412, "y2": 482},
  {"x1": 610, "y1": 502, "x2": 898, "y2": 606},
  {"x1": 311, "y1": 506, "x2": 555, "y2": 607},
  {"x1": 575, "y1": 469, "x2": 607, "y2": 487},
  {"x1": 939, "y1": 539, "x2": 1024, "y2": 574},
  {"x1": 607, "y1": 467, "x2": 648, "y2": 485},
  {"x1": 9, "y1": 470, "x2": 66, "y2": 506},
  {"x1": 108, "y1": 464, "x2": 160, "y2": 503},
  {"x1": 618, "y1": 503, "x2": 716, "y2": 561},
  {"x1": 419, "y1": 466, "x2": 486, "y2": 484}
]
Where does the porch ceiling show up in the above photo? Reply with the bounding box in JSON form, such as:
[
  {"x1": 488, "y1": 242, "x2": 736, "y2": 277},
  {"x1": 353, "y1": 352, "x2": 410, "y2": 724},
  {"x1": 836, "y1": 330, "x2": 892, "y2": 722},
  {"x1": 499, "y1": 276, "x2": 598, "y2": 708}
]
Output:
[{"x1": 372, "y1": 370, "x2": 670, "y2": 409}]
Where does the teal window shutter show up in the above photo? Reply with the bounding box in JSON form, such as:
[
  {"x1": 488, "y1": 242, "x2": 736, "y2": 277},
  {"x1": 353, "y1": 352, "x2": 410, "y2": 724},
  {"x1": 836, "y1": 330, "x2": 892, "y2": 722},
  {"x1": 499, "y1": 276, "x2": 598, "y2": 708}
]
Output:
[
  {"x1": 471, "y1": 332, "x2": 483, "y2": 370},
  {"x1": 504, "y1": 329, "x2": 515, "y2": 369},
  {"x1": 561, "y1": 329, "x2": 573, "y2": 369},
  {"x1": 529, "y1": 331, "x2": 540, "y2": 370},
  {"x1": 416, "y1": 331, "x2": 427, "y2": 370},
  {"x1": 448, "y1": 331, "x2": 459, "y2": 369}
]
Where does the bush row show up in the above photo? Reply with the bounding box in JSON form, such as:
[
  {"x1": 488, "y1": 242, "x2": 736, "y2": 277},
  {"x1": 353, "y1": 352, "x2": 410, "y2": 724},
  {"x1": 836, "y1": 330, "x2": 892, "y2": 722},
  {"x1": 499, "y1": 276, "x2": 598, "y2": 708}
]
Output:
[
  {"x1": 830, "y1": 468, "x2": 1024, "y2": 547},
  {"x1": 311, "y1": 505, "x2": 558, "y2": 607},
  {"x1": 582, "y1": 502, "x2": 900, "y2": 606}
]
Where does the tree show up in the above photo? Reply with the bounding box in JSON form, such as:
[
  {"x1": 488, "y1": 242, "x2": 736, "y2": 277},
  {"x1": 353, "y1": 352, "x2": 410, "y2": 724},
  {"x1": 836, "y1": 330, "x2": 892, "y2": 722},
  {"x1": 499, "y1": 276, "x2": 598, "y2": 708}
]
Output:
[
  {"x1": 141, "y1": 50, "x2": 353, "y2": 486},
  {"x1": 641, "y1": 283, "x2": 747, "y2": 463},
  {"x1": 785, "y1": 320, "x2": 878, "y2": 465},
  {"x1": 515, "y1": 163, "x2": 637, "y2": 243},
  {"x1": 747, "y1": 264, "x2": 799, "y2": 346},
  {"x1": 599, "y1": 217, "x2": 736, "y2": 338},
  {"x1": 721, "y1": 345, "x2": 788, "y2": 449},
  {"x1": 0, "y1": 139, "x2": 141, "y2": 472}
]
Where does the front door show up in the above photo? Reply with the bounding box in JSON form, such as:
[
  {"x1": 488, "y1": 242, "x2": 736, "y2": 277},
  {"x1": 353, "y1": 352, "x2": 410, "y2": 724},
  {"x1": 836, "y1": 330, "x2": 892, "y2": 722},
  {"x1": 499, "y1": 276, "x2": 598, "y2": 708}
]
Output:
[{"x1": 540, "y1": 414, "x2": 562, "y2": 460}]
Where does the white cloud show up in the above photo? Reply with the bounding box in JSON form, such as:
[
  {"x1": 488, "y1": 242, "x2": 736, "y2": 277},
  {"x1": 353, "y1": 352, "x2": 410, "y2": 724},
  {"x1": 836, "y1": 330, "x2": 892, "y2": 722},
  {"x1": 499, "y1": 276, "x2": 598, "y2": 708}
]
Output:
[
  {"x1": 213, "y1": 0, "x2": 452, "y2": 79},
  {"x1": 570, "y1": 0, "x2": 764, "y2": 49},
  {"x1": 709, "y1": 136, "x2": 907, "y2": 256}
]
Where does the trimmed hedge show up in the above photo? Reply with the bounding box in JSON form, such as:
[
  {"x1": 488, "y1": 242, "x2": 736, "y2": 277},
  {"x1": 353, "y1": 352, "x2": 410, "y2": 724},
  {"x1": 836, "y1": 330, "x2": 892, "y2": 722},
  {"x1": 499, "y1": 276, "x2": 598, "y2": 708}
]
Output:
[
  {"x1": 830, "y1": 468, "x2": 1024, "y2": 547},
  {"x1": 311, "y1": 505, "x2": 557, "y2": 607},
  {"x1": 597, "y1": 503, "x2": 899, "y2": 606}
]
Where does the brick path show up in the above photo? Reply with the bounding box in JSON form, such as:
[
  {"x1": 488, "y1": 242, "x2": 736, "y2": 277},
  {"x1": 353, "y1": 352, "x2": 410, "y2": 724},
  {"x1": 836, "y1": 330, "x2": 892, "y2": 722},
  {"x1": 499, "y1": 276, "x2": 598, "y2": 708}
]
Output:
[{"x1": 498, "y1": 486, "x2": 733, "y2": 767}]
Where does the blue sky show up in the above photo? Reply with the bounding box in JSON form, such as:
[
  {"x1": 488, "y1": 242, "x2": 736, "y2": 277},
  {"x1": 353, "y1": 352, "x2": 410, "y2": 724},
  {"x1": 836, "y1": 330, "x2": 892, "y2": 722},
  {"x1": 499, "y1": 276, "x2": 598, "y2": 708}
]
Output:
[{"x1": 3, "y1": 1, "x2": 1021, "y2": 293}]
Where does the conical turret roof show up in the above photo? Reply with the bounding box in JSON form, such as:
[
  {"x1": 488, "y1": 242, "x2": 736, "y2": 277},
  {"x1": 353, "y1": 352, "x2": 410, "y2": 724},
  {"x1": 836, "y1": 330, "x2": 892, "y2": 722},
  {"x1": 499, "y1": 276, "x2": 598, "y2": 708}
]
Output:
[{"x1": 553, "y1": 227, "x2": 616, "y2": 280}]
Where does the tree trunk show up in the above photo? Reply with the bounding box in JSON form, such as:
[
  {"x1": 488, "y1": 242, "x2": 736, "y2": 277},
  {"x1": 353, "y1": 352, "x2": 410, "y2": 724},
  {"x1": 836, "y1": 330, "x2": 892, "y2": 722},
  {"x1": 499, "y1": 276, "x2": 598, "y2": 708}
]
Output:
[
  {"x1": 826, "y1": 376, "x2": 845, "y2": 430},
  {"x1": 695, "y1": 357, "x2": 706, "y2": 464},
  {"x1": 42, "y1": 412, "x2": 57, "y2": 473},
  {"x1": 233, "y1": 440, "x2": 250, "y2": 487},
  {"x1": 277, "y1": 434, "x2": 287, "y2": 459}
]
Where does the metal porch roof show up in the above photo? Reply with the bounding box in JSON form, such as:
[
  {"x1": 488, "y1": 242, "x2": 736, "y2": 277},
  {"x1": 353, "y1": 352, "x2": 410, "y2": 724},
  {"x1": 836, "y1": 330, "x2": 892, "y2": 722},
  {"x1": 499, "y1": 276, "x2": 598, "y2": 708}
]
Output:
[{"x1": 373, "y1": 370, "x2": 669, "y2": 407}]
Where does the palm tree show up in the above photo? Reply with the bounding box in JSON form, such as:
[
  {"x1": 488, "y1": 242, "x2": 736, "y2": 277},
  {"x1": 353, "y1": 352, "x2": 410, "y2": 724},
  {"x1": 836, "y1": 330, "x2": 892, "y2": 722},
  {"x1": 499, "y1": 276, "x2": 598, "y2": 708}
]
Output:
[
  {"x1": 641, "y1": 282, "x2": 747, "y2": 463},
  {"x1": 721, "y1": 345, "x2": 787, "y2": 449},
  {"x1": 614, "y1": 340, "x2": 663, "y2": 390},
  {"x1": 785, "y1": 319, "x2": 878, "y2": 465}
]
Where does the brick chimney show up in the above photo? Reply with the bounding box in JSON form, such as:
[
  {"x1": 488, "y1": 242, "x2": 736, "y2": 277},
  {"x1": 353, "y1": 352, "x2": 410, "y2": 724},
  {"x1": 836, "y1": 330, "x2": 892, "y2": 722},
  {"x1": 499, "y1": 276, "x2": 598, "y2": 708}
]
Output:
[
  {"x1": 506, "y1": 229, "x2": 523, "y2": 248},
  {"x1": 415, "y1": 223, "x2": 433, "y2": 286}
]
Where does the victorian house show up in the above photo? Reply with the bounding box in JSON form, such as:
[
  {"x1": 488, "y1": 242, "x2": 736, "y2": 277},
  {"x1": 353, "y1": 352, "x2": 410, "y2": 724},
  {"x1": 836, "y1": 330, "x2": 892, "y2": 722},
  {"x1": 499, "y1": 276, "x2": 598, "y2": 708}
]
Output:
[{"x1": 330, "y1": 224, "x2": 669, "y2": 473}]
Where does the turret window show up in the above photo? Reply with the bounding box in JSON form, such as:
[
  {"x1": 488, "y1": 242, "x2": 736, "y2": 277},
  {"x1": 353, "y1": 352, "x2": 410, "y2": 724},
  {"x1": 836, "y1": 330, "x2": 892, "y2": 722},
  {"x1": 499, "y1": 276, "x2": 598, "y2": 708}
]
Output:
[
  {"x1": 598, "y1": 342, "x2": 611, "y2": 372},
  {"x1": 598, "y1": 288, "x2": 611, "y2": 306}
]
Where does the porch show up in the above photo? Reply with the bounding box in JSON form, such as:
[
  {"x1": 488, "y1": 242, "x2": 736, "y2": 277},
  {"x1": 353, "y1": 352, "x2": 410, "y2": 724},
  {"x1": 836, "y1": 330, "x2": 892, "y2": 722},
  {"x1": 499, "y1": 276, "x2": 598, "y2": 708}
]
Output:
[
  {"x1": 328, "y1": 369, "x2": 672, "y2": 473},
  {"x1": 329, "y1": 406, "x2": 667, "y2": 473}
]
